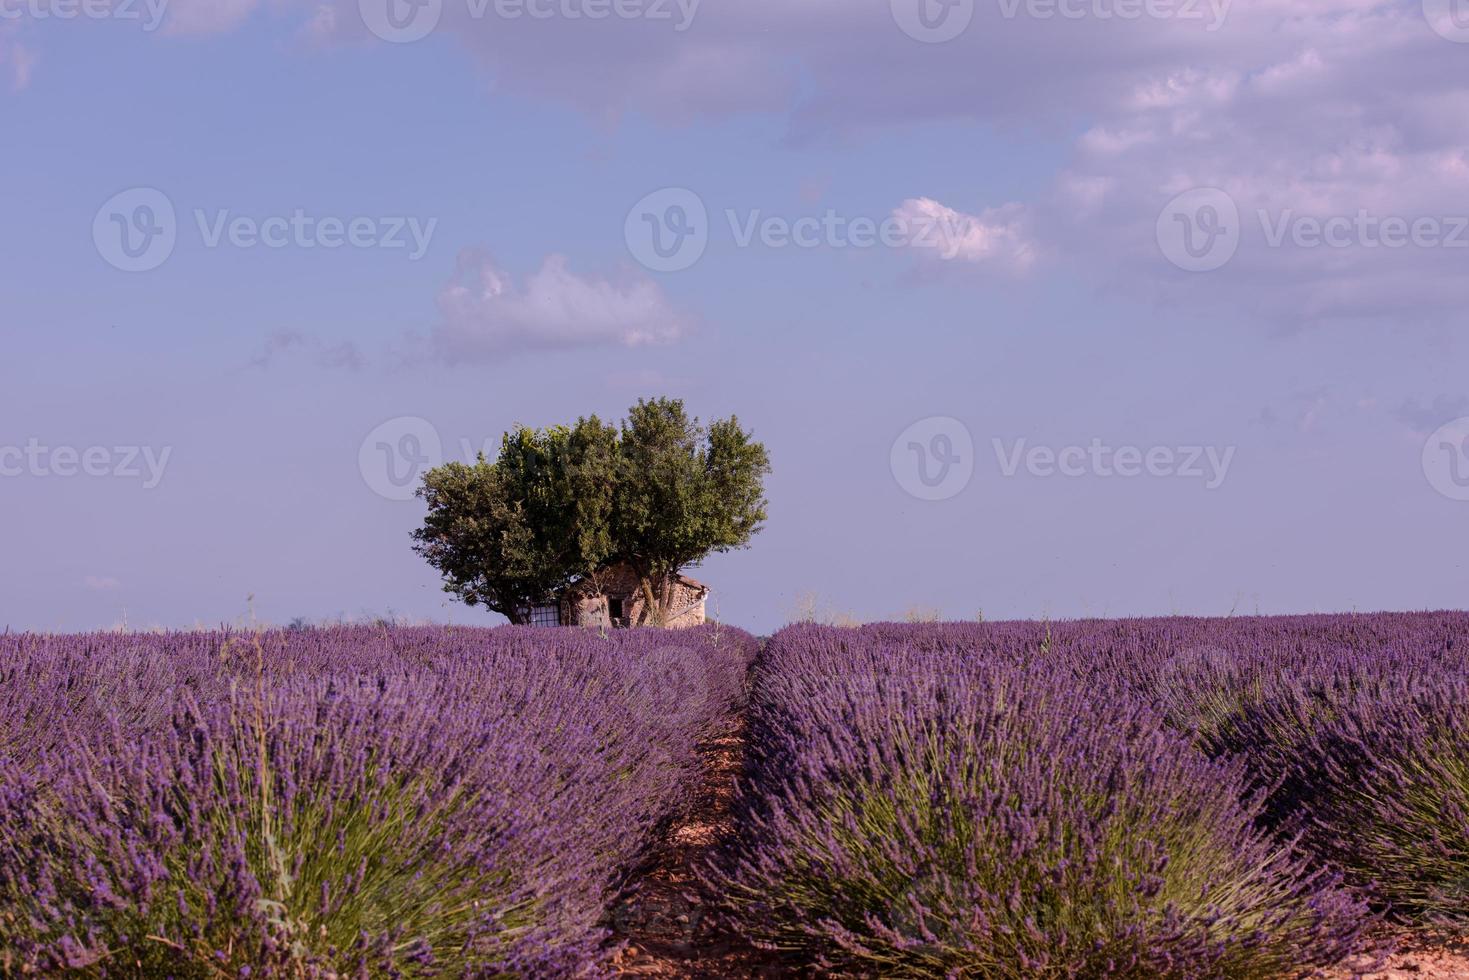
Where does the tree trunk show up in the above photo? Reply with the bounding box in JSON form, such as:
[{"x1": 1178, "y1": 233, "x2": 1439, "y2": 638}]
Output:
[
  {"x1": 638, "y1": 577, "x2": 664, "y2": 627},
  {"x1": 657, "y1": 572, "x2": 675, "y2": 625}
]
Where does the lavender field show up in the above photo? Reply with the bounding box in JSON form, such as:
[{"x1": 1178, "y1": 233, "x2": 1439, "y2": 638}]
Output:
[
  {"x1": 3, "y1": 614, "x2": 1469, "y2": 977},
  {"x1": 712, "y1": 613, "x2": 1469, "y2": 978},
  {"x1": 0, "y1": 625, "x2": 757, "y2": 976}
]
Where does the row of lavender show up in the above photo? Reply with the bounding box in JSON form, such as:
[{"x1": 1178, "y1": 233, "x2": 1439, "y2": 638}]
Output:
[
  {"x1": 0, "y1": 624, "x2": 756, "y2": 976},
  {"x1": 713, "y1": 613, "x2": 1469, "y2": 977}
]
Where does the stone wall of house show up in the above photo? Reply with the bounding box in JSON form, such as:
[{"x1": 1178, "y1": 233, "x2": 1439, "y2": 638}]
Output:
[
  {"x1": 621, "y1": 578, "x2": 707, "y2": 629},
  {"x1": 663, "y1": 595, "x2": 707, "y2": 630},
  {"x1": 561, "y1": 569, "x2": 707, "y2": 629},
  {"x1": 564, "y1": 595, "x2": 610, "y2": 628}
]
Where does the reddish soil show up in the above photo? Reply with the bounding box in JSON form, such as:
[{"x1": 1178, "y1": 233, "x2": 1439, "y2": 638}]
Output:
[
  {"x1": 1327, "y1": 931, "x2": 1469, "y2": 979},
  {"x1": 609, "y1": 714, "x2": 791, "y2": 979}
]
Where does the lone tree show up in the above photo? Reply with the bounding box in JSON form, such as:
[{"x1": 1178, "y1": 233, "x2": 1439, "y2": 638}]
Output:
[{"x1": 412, "y1": 399, "x2": 770, "y2": 626}]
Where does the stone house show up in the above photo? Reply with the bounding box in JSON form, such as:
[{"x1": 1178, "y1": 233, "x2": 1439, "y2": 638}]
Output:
[{"x1": 526, "y1": 564, "x2": 710, "y2": 629}]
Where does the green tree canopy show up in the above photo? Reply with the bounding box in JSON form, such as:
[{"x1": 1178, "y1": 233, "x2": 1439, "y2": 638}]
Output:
[{"x1": 412, "y1": 399, "x2": 770, "y2": 625}]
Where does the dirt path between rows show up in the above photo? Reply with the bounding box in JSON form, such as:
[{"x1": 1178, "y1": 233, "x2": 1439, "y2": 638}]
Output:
[{"x1": 610, "y1": 713, "x2": 790, "y2": 979}]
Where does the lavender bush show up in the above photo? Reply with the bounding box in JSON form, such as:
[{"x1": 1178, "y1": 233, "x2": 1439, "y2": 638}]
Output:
[
  {"x1": 1290, "y1": 675, "x2": 1469, "y2": 923},
  {"x1": 1054, "y1": 612, "x2": 1469, "y2": 922},
  {"x1": 712, "y1": 624, "x2": 1370, "y2": 978},
  {"x1": 863, "y1": 613, "x2": 1469, "y2": 925},
  {"x1": 871, "y1": 613, "x2": 1469, "y2": 924},
  {"x1": 0, "y1": 624, "x2": 756, "y2": 976},
  {"x1": 1174, "y1": 643, "x2": 1469, "y2": 923}
]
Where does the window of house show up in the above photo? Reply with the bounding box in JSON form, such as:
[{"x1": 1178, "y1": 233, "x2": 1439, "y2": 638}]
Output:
[
  {"x1": 608, "y1": 598, "x2": 625, "y2": 624},
  {"x1": 529, "y1": 605, "x2": 560, "y2": 628}
]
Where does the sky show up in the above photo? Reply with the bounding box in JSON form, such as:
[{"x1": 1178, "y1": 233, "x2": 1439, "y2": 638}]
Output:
[{"x1": 2, "y1": 0, "x2": 1467, "y2": 633}]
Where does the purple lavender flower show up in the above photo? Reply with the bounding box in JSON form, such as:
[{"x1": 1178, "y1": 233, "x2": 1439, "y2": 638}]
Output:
[{"x1": 0, "y1": 624, "x2": 756, "y2": 976}]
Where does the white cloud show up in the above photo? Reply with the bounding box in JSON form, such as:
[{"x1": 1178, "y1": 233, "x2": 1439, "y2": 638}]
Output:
[
  {"x1": 83, "y1": 576, "x2": 121, "y2": 591},
  {"x1": 10, "y1": 0, "x2": 1469, "y2": 327},
  {"x1": 892, "y1": 198, "x2": 1037, "y2": 274},
  {"x1": 1024, "y1": 1, "x2": 1469, "y2": 326},
  {"x1": 302, "y1": 0, "x2": 1469, "y2": 324},
  {"x1": 433, "y1": 250, "x2": 689, "y2": 361}
]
